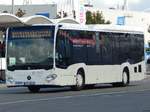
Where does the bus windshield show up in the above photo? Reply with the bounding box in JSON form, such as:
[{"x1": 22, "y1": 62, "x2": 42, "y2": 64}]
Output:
[{"x1": 7, "y1": 26, "x2": 55, "y2": 70}]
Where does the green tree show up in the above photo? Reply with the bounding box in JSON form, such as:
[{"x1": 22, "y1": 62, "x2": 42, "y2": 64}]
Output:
[
  {"x1": 105, "y1": 20, "x2": 111, "y2": 24},
  {"x1": 86, "y1": 11, "x2": 111, "y2": 24},
  {"x1": 86, "y1": 11, "x2": 93, "y2": 24},
  {"x1": 92, "y1": 12, "x2": 97, "y2": 24},
  {"x1": 96, "y1": 11, "x2": 104, "y2": 24}
]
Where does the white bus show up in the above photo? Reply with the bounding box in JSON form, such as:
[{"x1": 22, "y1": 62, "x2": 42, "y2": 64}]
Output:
[{"x1": 6, "y1": 24, "x2": 145, "y2": 92}]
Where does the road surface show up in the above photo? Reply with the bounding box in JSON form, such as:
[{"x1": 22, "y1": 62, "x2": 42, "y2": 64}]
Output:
[{"x1": 0, "y1": 77, "x2": 150, "y2": 112}]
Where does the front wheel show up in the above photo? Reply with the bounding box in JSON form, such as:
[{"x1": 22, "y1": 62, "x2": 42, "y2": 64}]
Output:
[
  {"x1": 71, "y1": 71, "x2": 84, "y2": 91},
  {"x1": 122, "y1": 71, "x2": 129, "y2": 86},
  {"x1": 28, "y1": 86, "x2": 40, "y2": 93}
]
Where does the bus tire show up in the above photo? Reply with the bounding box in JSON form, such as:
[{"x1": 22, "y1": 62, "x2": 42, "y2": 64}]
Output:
[
  {"x1": 28, "y1": 86, "x2": 40, "y2": 93},
  {"x1": 112, "y1": 69, "x2": 129, "y2": 87},
  {"x1": 121, "y1": 70, "x2": 129, "y2": 86},
  {"x1": 71, "y1": 70, "x2": 85, "y2": 91}
]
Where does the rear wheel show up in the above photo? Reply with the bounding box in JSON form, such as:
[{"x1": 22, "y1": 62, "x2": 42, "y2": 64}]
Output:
[
  {"x1": 28, "y1": 86, "x2": 40, "y2": 93},
  {"x1": 112, "y1": 69, "x2": 129, "y2": 87},
  {"x1": 71, "y1": 71, "x2": 84, "y2": 91},
  {"x1": 122, "y1": 70, "x2": 129, "y2": 86}
]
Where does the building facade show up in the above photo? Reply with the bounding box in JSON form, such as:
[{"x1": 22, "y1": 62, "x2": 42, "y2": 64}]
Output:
[{"x1": 0, "y1": 4, "x2": 57, "y2": 19}]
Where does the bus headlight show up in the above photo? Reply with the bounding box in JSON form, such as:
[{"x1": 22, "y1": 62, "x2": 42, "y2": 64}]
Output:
[
  {"x1": 7, "y1": 77, "x2": 14, "y2": 83},
  {"x1": 46, "y1": 74, "x2": 57, "y2": 82}
]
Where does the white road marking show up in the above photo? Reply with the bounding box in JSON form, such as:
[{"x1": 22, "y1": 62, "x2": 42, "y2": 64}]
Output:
[{"x1": 0, "y1": 89, "x2": 150, "y2": 106}]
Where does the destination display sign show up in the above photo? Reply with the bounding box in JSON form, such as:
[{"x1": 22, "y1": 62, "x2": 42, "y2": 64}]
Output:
[{"x1": 11, "y1": 30, "x2": 52, "y2": 38}]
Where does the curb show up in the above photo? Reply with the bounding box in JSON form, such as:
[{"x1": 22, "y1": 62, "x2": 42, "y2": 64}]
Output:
[{"x1": 0, "y1": 84, "x2": 7, "y2": 88}]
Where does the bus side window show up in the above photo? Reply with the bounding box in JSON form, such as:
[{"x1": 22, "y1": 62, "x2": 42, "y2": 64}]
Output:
[
  {"x1": 95, "y1": 32, "x2": 100, "y2": 54},
  {"x1": 100, "y1": 33, "x2": 112, "y2": 64}
]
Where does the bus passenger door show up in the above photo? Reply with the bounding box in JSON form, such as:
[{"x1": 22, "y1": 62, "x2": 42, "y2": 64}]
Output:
[
  {"x1": 99, "y1": 33, "x2": 117, "y2": 83},
  {"x1": 86, "y1": 32, "x2": 101, "y2": 84}
]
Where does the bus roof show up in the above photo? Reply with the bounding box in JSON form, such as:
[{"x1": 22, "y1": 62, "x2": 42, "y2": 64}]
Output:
[{"x1": 59, "y1": 23, "x2": 144, "y2": 34}]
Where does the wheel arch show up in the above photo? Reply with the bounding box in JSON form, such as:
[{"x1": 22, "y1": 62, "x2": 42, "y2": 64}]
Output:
[
  {"x1": 77, "y1": 68, "x2": 85, "y2": 84},
  {"x1": 123, "y1": 66, "x2": 130, "y2": 84}
]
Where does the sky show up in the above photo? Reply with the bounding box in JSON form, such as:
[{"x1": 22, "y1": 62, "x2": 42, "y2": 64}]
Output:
[
  {"x1": 92, "y1": 0, "x2": 149, "y2": 11},
  {"x1": 0, "y1": 0, "x2": 149, "y2": 11}
]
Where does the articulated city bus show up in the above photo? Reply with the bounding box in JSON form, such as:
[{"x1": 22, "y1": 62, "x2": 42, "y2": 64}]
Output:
[{"x1": 6, "y1": 24, "x2": 145, "y2": 92}]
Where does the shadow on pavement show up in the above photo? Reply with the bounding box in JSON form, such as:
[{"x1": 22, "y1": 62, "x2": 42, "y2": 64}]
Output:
[{"x1": 0, "y1": 83, "x2": 139, "y2": 95}]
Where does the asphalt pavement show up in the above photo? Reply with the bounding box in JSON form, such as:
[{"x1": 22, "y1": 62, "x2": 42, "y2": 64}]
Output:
[{"x1": 0, "y1": 76, "x2": 150, "y2": 112}]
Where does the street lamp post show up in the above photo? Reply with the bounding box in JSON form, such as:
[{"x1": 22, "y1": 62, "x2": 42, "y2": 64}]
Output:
[{"x1": 12, "y1": 0, "x2": 14, "y2": 14}]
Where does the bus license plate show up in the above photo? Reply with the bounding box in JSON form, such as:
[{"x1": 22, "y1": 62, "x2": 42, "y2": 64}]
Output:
[{"x1": 24, "y1": 82, "x2": 35, "y2": 85}]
